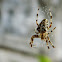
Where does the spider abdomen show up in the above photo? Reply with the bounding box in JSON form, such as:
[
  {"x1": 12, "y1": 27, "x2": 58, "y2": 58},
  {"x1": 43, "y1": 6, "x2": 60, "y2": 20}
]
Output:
[{"x1": 37, "y1": 19, "x2": 47, "y2": 33}]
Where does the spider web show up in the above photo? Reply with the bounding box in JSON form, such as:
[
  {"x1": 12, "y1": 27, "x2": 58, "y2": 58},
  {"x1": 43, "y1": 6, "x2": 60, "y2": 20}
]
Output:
[{"x1": 32, "y1": 38, "x2": 46, "y2": 48}]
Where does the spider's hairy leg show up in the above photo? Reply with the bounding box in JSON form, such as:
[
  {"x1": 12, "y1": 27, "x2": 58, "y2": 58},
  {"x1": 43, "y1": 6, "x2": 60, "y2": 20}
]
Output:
[
  {"x1": 47, "y1": 36, "x2": 55, "y2": 48},
  {"x1": 48, "y1": 27, "x2": 56, "y2": 34},
  {"x1": 49, "y1": 9, "x2": 52, "y2": 28},
  {"x1": 36, "y1": 7, "x2": 39, "y2": 26},
  {"x1": 30, "y1": 35, "x2": 40, "y2": 47},
  {"x1": 46, "y1": 39, "x2": 50, "y2": 49}
]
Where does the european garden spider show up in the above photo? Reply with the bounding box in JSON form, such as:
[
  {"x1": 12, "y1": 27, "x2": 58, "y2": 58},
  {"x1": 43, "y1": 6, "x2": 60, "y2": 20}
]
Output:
[{"x1": 30, "y1": 8, "x2": 56, "y2": 49}]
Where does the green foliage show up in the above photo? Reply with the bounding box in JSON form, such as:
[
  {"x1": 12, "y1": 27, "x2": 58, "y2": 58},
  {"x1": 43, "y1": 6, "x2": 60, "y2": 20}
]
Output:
[{"x1": 38, "y1": 55, "x2": 52, "y2": 62}]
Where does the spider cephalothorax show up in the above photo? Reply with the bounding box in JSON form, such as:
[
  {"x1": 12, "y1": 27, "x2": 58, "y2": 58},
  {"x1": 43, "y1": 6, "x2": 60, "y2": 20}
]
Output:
[{"x1": 30, "y1": 8, "x2": 56, "y2": 49}]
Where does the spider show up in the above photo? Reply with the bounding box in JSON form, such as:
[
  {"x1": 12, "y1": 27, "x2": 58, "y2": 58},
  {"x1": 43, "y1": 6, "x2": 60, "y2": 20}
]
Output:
[{"x1": 30, "y1": 8, "x2": 56, "y2": 49}]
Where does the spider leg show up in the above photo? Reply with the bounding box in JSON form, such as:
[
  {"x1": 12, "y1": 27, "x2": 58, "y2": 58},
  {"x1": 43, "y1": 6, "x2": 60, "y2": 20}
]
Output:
[
  {"x1": 46, "y1": 39, "x2": 50, "y2": 49},
  {"x1": 48, "y1": 27, "x2": 56, "y2": 34},
  {"x1": 47, "y1": 36, "x2": 55, "y2": 48},
  {"x1": 36, "y1": 7, "x2": 39, "y2": 26},
  {"x1": 44, "y1": 37, "x2": 50, "y2": 49},
  {"x1": 45, "y1": 39, "x2": 50, "y2": 49},
  {"x1": 49, "y1": 9, "x2": 52, "y2": 28},
  {"x1": 30, "y1": 35, "x2": 40, "y2": 47}
]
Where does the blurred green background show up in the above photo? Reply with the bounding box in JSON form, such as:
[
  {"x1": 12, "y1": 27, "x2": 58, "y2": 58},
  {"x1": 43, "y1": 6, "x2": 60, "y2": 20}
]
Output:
[{"x1": 0, "y1": 0, "x2": 62, "y2": 62}]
